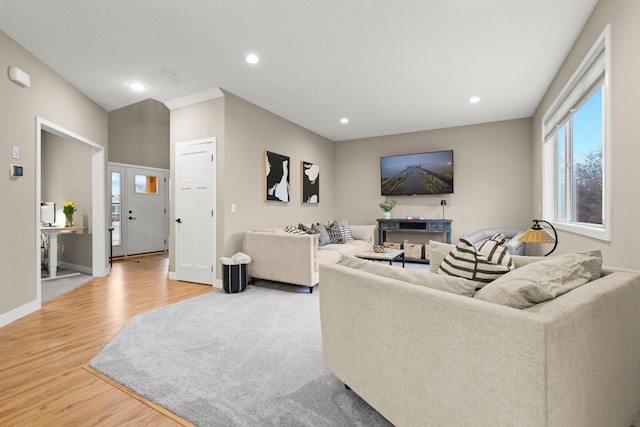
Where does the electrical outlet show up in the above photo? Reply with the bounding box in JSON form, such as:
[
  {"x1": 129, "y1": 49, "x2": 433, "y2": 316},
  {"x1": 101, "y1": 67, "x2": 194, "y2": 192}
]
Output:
[
  {"x1": 12, "y1": 146, "x2": 19, "y2": 159},
  {"x1": 61, "y1": 245, "x2": 64, "y2": 253}
]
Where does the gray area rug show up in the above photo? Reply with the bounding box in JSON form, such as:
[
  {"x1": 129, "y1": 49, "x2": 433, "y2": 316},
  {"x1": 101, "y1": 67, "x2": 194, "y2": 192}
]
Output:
[
  {"x1": 42, "y1": 273, "x2": 92, "y2": 303},
  {"x1": 91, "y1": 286, "x2": 392, "y2": 427}
]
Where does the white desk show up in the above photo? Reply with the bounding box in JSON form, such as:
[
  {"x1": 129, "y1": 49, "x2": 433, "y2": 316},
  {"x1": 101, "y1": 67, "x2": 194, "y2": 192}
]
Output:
[{"x1": 41, "y1": 226, "x2": 86, "y2": 278}]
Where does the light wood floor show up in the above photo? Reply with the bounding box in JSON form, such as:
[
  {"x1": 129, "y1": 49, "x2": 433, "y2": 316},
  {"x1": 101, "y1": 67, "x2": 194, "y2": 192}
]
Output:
[{"x1": 0, "y1": 257, "x2": 213, "y2": 426}]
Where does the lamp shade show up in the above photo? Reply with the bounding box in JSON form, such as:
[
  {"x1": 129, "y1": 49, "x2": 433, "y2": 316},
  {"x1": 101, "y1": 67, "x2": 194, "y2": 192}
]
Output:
[
  {"x1": 518, "y1": 219, "x2": 558, "y2": 256},
  {"x1": 518, "y1": 229, "x2": 556, "y2": 244}
]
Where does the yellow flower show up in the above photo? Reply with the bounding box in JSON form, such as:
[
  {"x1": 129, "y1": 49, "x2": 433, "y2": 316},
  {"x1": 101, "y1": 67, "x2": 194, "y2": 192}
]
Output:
[{"x1": 63, "y1": 201, "x2": 77, "y2": 215}]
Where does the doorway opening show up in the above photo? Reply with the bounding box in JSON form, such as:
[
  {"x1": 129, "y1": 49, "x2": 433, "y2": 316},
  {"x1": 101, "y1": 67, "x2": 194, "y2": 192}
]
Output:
[{"x1": 36, "y1": 117, "x2": 107, "y2": 304}]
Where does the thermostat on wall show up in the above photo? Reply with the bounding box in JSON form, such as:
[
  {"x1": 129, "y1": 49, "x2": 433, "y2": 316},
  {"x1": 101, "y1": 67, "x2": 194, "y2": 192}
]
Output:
[{"x1": 11, "y1": 164, "x2": 23, "y2": 177}]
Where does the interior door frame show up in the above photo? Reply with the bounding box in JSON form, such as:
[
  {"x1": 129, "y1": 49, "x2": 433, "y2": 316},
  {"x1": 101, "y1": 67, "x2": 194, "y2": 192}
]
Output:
[{"x1": 35, "y1": 117, "x2": 107, "y2": 304}]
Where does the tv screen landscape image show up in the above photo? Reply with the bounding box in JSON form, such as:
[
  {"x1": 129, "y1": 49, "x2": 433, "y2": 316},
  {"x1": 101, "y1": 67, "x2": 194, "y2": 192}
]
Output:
[{"x1": 380, "y1": 150, "x2": 454, "y2": 195}]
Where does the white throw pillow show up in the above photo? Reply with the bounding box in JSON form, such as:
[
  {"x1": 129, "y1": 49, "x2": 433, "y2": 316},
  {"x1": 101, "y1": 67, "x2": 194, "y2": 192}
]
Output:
[
  {"x1": 427, "y1": 240, "x2": 455, "y2": 273},
  {"x1": 473, "y1": 250, "x2": 603, "y2": 309}
]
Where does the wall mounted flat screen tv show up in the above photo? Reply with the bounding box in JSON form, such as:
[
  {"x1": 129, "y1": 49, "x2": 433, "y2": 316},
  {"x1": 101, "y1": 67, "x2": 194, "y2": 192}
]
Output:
[{"x1": 380, "y1": 150, "x2": 454, "y2": 195}]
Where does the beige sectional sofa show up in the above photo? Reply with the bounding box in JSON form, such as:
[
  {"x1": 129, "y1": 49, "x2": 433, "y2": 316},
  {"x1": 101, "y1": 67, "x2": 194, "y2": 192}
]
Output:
[
  {"x1": 242, "y1": 224, "x2": 376, "y2": 291},
  {"x1": 319, "y1": 250, "x2": 640, "y2": 426}
]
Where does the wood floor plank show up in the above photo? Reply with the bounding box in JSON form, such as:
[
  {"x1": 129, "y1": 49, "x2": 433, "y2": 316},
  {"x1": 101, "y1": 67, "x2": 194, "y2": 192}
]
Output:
[{"x1": 0, "y1": 257, "x2": 213, "y2": 426}]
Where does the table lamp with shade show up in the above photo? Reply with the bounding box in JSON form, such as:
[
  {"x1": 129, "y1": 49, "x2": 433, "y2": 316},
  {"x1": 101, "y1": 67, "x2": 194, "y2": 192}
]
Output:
[{"x1": 518, "y1": 219, "x2": 558, "y2": 256}]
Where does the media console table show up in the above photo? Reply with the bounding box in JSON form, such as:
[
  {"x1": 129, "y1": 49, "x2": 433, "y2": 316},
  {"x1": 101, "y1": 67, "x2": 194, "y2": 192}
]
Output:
[{"x1": 377, "y1": 218, "x2": 452, "y2": 263}]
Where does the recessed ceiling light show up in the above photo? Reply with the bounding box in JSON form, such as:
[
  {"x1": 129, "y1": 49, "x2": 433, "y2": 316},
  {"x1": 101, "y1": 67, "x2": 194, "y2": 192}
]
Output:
[
  {"x1": 469, "y1": 96, "x2": 481, "y2": 104},
  {"x1": 340, "y1": 118, "x2": 349, "y2": 124},
  {"x1": 246, "y1": 54, "x2": 260, "y2": 64},
  {"x1": 128, "y1": 81, "x2": 147, "y2": 91}
]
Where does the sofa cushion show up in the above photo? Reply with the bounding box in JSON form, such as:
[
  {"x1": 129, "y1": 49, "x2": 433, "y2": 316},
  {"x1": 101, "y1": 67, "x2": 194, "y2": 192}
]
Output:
[
  {"x1": 438, "y1": 238, "x2": 513, "y2": 284},
  {"x1": 315, "y1": 248, "x2": 342, "y2": 271},
  {"x1": 321, "y1": 240, "x2": 370, "y2": 257},
  {"x1": 473, "y1": 249, "x2": 603, "y2": 309},
  {"x1": 340, "y1": 255, "x2": 477, "y2": 297}
]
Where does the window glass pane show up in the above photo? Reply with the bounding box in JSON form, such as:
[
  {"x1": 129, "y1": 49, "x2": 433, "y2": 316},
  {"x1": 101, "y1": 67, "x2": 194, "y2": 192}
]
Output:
[
  {"x1": 556, "y1": 127, "x2": 566, "y2": 220},
  {"x1": 134, "y1": 174, "x2": 158, "y2": 194},
  {"x1": 571, "y1": 88, "x2": 603, "y2": 225},
  {"x1": 111, "y1": 172, "x2": 121, "y2": 246}
]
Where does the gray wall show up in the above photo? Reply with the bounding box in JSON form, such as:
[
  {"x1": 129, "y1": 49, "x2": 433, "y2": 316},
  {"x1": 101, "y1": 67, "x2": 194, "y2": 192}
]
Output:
[
  {"x1": 531, "y1": 0, "x2": 640, "y2": 268},
  {"x1": 334, "y1": 118, "x2": 534, "y2": 245},
  {"x1": 0, "y1": 30, "x2": 107, "y2": 321},
  {"x1": 108, "y1": 98, "x2": 170, "y2": 169}
]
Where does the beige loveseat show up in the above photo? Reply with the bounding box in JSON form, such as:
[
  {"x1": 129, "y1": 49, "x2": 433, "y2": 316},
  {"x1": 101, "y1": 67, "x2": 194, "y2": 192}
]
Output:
[
  {"x1": 242, "y1": 224, "x2": 376, "y2": 291},
  {"x1": 319, "y1": 250, "x2": 640, "y2": 426}
]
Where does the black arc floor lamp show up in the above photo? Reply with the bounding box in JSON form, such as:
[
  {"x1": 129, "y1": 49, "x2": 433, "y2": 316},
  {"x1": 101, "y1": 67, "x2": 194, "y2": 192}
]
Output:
[{"x1": 518, "y1": 219, "x2": 558, "y2": 256}]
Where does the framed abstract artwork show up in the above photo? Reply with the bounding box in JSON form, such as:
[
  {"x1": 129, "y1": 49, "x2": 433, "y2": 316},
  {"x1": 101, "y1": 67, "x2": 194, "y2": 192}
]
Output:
[
  {"x1": 265, "y1": 150, "x2": 290, "y2": 202},
  {"x1": 301, "y1": 161, "x2": 319, "y2": 203}
]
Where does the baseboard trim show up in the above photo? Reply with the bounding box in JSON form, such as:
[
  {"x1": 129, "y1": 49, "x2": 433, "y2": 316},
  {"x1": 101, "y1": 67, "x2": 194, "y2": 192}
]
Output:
[{"x1": 0, "y1": 299, "x2": 40, "y2": 328}]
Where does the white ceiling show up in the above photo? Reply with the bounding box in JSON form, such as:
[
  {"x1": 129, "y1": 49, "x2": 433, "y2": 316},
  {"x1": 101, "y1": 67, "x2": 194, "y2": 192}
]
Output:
[{"x1": 0, "y1": 0, "x2": 598, "y2": 141}]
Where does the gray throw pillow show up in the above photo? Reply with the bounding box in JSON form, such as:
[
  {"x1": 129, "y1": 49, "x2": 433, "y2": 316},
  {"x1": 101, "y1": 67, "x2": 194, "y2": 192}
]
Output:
[
  {"x1": 325, "y1": 221, "x2": 345, "y2": 244},
  {"x1": 473, "y1": 249, "x2": 603, "y2": 309},
  {"x1": 312, "y1": 223, "x2": 331, "y2": 246}
]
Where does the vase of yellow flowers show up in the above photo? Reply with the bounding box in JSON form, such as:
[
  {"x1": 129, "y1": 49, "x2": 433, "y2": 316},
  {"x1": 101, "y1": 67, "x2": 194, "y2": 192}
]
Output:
[{"x1": 63, "y1": 201, "x2": 77, "y2": 227}]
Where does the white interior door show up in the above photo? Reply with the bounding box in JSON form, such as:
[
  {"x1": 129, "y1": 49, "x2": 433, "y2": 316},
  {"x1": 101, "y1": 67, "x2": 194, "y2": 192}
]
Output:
[
  {"x1": 126, "y1": 167, "x2": 168, "y2": 255},
  {"x1": 175, "y1": 139, "x2": 216, "y2": 285}
]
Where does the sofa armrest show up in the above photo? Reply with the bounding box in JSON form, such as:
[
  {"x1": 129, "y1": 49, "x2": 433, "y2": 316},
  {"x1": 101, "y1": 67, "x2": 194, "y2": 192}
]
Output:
[
  {"x1": 242, "y1": 231, "x2": 316, "y2": 286},
  {"x1": 533, "y1": 271, "x2": 640, "y2": 427},
  {"x1": 348, "y1": 224, "x2": 376, "y2": 243}
]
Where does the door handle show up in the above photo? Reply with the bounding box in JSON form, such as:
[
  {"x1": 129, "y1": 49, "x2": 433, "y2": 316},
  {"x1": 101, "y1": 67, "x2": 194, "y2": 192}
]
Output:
[
  {"x1": 175, "y1": 218, "x2": 182, "y2": 223},
  {"x1": 129, "y1": 216, "x2": 136, "y2": 220}
]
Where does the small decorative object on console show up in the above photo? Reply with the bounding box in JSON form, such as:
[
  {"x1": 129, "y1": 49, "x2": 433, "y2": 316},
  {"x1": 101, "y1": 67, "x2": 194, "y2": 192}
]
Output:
[{"x1": 373, "y1": 245, "x2": 386, "y2": 253}]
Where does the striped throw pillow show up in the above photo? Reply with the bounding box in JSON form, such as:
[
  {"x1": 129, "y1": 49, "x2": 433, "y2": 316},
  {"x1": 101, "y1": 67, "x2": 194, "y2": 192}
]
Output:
[
  {"x1": 477, "y1": 233, "x2": 514, "y2": 270},
  {"x1": 285, "y1": 224, "x2": 306, "y2": 235},
  {"x1": 438, "y1": 238, "x2": 512, "y2": 284},
  {"x1": 339, "y1": 218, "x2": 354, "y2": 242}
]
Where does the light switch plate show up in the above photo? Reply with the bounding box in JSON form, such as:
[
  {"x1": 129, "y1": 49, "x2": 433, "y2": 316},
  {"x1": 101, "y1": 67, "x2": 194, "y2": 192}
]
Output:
[{"x1": 12, "y1": 146, "x2": 19, "y2": 159}]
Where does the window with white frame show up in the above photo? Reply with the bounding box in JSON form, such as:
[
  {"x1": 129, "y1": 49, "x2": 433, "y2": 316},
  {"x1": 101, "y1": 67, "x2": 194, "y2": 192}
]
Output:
[{"x1": 542, "y1": 24, "x2": 611, "y2": 241}]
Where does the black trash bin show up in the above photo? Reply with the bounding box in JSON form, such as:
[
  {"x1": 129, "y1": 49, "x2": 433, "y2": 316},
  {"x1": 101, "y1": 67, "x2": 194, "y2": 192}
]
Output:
[{"x1": 222, "y1": 263, "x2": 247, "y2": 293}]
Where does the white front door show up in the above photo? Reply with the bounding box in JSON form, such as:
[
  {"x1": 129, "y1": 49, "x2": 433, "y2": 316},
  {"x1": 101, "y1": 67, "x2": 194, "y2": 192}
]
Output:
[
  {"x1": 110, "y1": 163, "x2": 169, "y2": 256},
  {"x1": 175, "y1": 139, "x2": 216, "y2": 285},
  {"x1": 126, "y1": 167, "x2": 169, "y2": 255}
]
